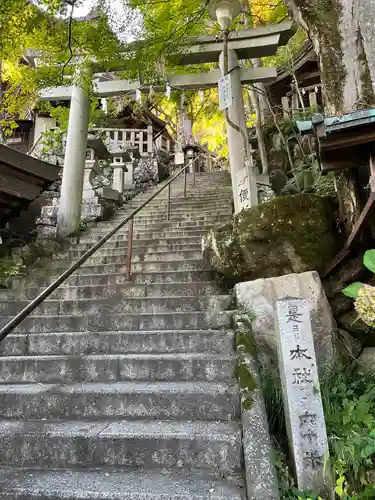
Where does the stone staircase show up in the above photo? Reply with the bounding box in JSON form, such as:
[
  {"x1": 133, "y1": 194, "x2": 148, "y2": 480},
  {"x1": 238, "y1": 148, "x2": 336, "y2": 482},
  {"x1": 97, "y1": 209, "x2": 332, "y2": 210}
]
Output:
[{"x1": 0, "y1": 171, "x2": 245, "y2": 500}]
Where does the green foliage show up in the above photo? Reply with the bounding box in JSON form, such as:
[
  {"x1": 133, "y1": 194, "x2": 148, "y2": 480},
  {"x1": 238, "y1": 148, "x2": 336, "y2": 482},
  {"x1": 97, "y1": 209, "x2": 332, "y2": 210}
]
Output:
[
  {"x1": 343, "y1": 283, "x2": 366, "y2": 300},
  {"x1": 343, "y1": 250, "x2": 375, "y2": 299},
  {"x1": 264, "y1": 28, "x2": 308, "y2": 69},
  {"x1": 78, "y1": 219, "x2": 90, "y2": 232},
  {"x1": 39, "y1": 100, "x2": 106, "y2": 159},
  {"x1": 0, "y1": 0, "x2": 126, "y2": 134},
  {"x1": 267, "y1": 364, "x2": 375, "y2": 499},
  {"x1": 363, "y1": 250, "x2": 375, "y2": 274},
  {"x1": 321, "y1": 365, "x2": 375, "y2": 498},
  {"x1": 0, "y1": 239, "x2": 64, "y2": 285},
  {"x1": 342, "y1": 250, "x2": 375, "y2": 329}
]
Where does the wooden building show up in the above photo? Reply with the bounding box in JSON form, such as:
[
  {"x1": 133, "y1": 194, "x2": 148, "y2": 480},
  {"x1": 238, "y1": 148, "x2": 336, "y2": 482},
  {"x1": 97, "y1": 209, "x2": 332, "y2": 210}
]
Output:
[
  {"x1": 0, "y1": 144, "x2": 60, "y2": 229},
  {"x1": 266, "y1": 40, "x2": 322, "y2": 117}
]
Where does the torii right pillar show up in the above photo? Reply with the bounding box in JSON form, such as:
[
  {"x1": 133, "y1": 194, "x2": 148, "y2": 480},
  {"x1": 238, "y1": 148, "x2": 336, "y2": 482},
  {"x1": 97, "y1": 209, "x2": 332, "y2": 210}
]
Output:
[{"x1": 220, "y1": 48, "x2": 258, "y2": 213}]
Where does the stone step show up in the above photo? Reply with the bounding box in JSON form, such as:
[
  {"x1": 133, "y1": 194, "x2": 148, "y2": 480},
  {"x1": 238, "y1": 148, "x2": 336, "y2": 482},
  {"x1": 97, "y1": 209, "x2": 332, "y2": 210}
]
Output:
[
  {"x1": 125, "y1": 207, "x2": 231, "y2": 216},
  {"x1": 122, "y1": 209, "x2": 231, "y2": 219},
  {"x1": 0, "y1": 381, "x2": 239, "y2": 421},
  {"x1": 119, "y1": 210, "x2": 230, "y2": 222},
  {"x1": 30, "y1": 260, "x2": 209, "y2": 276},
  {"x1": 0, "y1": 419, "x2": 242, "y2": 471},
  {"x1": 0, "y1": 330, "x2": 235, "y2": 356},
  {"x1": 132, "y1": 212, "x2": 230, "y2": 221},
  {"x1": 130, "y1": 203, "x2": 230, "y2": 210},
  {"x1": 135, "y1": 184, "x2": 231, "y2": 194},
  {"x1": 74, "y1": 230, "x2": 207, "y2": 243},
  {"x1": 122, "y1": 204, "x2": 231, "y2": 212},
  {"x1": 84, "y1": 229, "x2": 209, "y2": 238},
  {"x1": 141, "y1": 193, "x2": 232, "y2": 200},
  {"x1": 0, "y1": 295, "x2": 233, "y2": 316},
  {"x1": 96, "y1": 219, "x2": 230, "y2": 230},
  {"x1": 68, "y1": 237, "x2": 203, "y2": 250},
  {"x1": 10, "y1": 270, "x2": 218, "y2": 289},
  {"x1": 0, "y1": 352, "x2": 236, "y2": 383},
  {"x1": 0, "y1": 281, "x2": 224, "y2": 301},
  {"x1": 54, "y1": 250, "x2": 204, "y2": 265},
  {"x1": 0, "y1": 310, "x2": 232, "y2": 333},
  {"x1": 62, "y1": 246, "x2": 203, "y2": 259},
  {"x1": 125, "y1": 197, "x2": 232, "y2": 207},
  {"x1": 129, "y1": 198, "x2": 231, "y2": 206},
  {"x1": 0, "y1": 468, "x2": 244, "y2": 500}
]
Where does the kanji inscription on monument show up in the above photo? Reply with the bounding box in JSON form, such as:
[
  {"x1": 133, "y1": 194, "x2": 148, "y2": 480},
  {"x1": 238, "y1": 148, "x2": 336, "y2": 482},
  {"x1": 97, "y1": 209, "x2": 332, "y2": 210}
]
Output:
[
  {"x1": 275, "y1": 298, "x2": 329, "y2": 493},
  {"x1": 236, "y1": 167, "x2": 251, "y2": 211}
]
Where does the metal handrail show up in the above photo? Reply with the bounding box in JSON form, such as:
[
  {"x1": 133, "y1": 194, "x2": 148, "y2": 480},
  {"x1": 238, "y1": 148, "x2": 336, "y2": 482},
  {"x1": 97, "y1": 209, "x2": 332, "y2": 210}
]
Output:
[{"x1": 0, "y1": 154, "x2": 203, "y2": 343}]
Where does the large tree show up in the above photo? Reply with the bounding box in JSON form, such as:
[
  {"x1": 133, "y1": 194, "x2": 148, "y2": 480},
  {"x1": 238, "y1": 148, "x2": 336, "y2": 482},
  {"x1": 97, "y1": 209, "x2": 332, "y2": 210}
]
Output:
[{"x1": 284, "y1": 0, "x2": 375, "y2": 114}]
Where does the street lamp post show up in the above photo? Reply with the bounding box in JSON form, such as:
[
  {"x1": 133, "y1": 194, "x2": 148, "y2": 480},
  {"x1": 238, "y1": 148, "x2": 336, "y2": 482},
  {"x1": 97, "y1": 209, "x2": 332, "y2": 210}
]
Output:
[
  {"x1": 208, "y1": 0, "x2": 241, "y2": 29},
  {"x1": 208, "y1": 0, "x2": 258, "y2": 213}
]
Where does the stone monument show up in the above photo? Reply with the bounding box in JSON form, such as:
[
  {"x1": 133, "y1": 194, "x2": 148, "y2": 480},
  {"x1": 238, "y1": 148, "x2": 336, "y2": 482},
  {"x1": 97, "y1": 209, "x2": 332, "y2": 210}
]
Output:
[{"x1": 275, "y1": 297, "x2": 330, "y2": 494}]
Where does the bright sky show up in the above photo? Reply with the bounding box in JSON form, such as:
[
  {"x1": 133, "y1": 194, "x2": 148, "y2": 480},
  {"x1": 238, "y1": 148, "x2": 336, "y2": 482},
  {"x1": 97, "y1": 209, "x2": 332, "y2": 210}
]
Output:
[{"x1": 72, "y1": 0, "x2": 141, "y2": 41}]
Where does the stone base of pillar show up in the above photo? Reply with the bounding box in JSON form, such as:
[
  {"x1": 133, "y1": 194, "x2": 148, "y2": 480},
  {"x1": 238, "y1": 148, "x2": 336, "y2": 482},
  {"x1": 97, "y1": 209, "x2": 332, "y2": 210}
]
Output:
[{"x1": 37, "y1": 188, "x2": 121, "y2": 238}]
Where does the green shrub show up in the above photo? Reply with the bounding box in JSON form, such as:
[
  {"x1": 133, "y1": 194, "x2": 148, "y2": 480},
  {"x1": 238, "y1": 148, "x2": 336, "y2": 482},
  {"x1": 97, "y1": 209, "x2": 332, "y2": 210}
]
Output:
[{"x1": 343, "y1": 250, "x2": 375, "y2": 329}]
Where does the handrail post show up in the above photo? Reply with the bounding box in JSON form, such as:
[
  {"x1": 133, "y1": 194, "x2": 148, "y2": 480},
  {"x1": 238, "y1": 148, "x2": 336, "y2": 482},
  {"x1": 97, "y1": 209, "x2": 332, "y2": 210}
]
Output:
[
  {"x1": 167, "y1": 183, "x2": 171, "y2": 221},
  {"x1": 193, "y1": 158, "x2": 196, "y2": 187},
  {"x1": 184, "y1": 167, "x2": 187, "y2": 198},
  {"x1": 126, "y1": 217, "x2": 134, "y2": 281}
]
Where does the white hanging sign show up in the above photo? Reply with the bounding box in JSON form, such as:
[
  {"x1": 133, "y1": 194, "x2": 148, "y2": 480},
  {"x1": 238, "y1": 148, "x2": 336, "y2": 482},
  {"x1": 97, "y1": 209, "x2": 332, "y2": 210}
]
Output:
[
  {"x1": 175, "y1": 152, "x2": 185, "y2": 165},
  {"x1": 218, "y1": 74, "x2": 233, "y2": 110}
]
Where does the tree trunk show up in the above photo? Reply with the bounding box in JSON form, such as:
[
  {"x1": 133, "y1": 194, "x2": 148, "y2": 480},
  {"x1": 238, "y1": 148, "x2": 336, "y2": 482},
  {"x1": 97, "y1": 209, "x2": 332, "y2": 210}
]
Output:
[
  {"x1": 0, "y1": 61, "x2": 5, "y2": 145},
  {"x1": 285, "y1": 0, "x2": 375, "y2": 237},
  {"x1": 285, "y1": 0, "x2": 375, "y2": 115}
]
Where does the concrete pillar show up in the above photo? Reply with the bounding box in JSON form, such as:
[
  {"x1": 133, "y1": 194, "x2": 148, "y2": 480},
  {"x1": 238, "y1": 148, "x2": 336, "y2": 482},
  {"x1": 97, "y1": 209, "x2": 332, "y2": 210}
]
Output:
[
  {"x1": 147, "y1": 125, "x2": 153, "y2": 153},
  {"x1": 207, "y1": 153, "x2": 212, "y2": 172},
  {"x1": 57, "y1": 78, "x2": 90, "y2": 237},
  {"x1": 82, "y1": 157, "x2": 101, "y2": 200},
  {"x1": 112, "y1": 165, "x2": 125, "y2": 193},
  {"x1": 124, "y1": 161, "x2": 135, "y2": 187},
  {"x1": 309, "y1": 90, "x2": 317, "y2": 108},
  {"x1": 155, "y1": 135, "x2": 162, "y2": 150},
  {"x1": 219, "y1": 48, "x2": 257, "y2": 212},
  {"x1": 281, "y1": 96, "x2": 290, "y2": 121},
  {"x1": 291, "y1": 92, "x2": 299, "y2": 116}
]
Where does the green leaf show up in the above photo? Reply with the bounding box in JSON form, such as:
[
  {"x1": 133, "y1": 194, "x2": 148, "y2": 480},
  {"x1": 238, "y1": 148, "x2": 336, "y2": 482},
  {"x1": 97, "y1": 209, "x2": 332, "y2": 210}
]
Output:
[
  {"x1": 364, "y1": 249, "x2": 375, "y2": 273},
  {"x1": 361, "y1": 443, "x2": 375, "y2": 458},
  {"x1": 343, "y1": 282, "x2": 366, "y2": 299}
]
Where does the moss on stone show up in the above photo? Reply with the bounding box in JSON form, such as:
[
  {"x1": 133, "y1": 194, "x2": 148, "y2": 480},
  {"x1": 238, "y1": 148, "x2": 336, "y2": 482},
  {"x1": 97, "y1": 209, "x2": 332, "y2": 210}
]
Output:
[
  {"x1": 203, "y1": 193, "x2": 337, "y2": 281},
  {"x1": 0, "y1": 239, "x2": 66, "y2": 287},
  {"x1": 357, "y1": 35, "x2": 375, "y2": 108},
  {"x1": 236, "y1": 331, "x2": 257, "y2": 357}
]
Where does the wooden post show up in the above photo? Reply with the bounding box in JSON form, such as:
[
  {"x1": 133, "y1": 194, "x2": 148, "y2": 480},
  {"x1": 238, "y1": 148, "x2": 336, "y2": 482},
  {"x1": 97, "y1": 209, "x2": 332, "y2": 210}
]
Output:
[
  {"x1": 291, "y1": 93, "x2": 299, "y2": 116},
  {"x1": 126, "y1": 217, "x2": 134, "y2": 281},
  {"x1": 281, "y1": 96, "x2": 290, "y2": 121},
  {"x1": 309, "y1": 91, "x2": 317, "y2": 109},
  {"x1": 167, "y1": 183, "x2": 171, "y2": 221},
  {"x1": 207, "y1": 153, "x2": 212, "y2": 172},
  {"x1": 147, "y1": 125, "x2": 153, "y2": 154}
]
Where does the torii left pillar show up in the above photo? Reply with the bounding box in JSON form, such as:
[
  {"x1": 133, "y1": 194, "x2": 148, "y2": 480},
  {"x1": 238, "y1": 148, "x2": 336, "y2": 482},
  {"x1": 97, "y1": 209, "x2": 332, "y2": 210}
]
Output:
[{"x1": 57, "y1": 78, "x2": 90, "y2": 237}]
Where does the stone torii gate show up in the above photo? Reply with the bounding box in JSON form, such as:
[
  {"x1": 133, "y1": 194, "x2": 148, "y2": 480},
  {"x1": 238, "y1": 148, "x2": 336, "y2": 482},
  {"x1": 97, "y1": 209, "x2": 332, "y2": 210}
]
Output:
[{"x1": 39, "y1": 21, "x2": 294, "y2": 236}]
